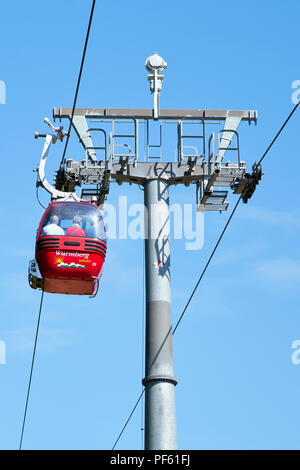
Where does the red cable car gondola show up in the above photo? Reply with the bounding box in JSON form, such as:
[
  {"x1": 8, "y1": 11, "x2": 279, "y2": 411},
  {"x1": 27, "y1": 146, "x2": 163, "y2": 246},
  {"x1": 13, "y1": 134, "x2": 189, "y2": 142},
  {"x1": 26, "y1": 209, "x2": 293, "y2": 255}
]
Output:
[{"x1": 29, "y1": 198, "x2": 107, "y2": 296}]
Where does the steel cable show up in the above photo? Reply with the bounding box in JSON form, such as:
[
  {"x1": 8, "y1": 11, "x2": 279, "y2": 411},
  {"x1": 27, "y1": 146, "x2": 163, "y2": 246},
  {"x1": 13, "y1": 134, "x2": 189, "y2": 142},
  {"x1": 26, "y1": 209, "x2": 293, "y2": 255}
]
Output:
[
  {"x1": 59, "y1": 0, "x2": 96, "y2": 166},
  {"x1": 19, "y1": 290, "x2": 45, "y2": 450}
]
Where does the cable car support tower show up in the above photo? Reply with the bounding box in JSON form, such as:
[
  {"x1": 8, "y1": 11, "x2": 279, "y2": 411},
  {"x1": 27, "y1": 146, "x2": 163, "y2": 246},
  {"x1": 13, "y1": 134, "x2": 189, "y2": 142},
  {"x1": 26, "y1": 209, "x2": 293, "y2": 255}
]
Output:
[{"x1": 34, "y1": 53, "x2": 261, "y2": 449}]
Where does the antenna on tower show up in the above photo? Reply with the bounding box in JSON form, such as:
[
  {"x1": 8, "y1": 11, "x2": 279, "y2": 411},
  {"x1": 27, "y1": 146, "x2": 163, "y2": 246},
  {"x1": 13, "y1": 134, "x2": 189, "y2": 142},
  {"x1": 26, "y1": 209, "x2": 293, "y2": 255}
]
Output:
[{"x1": 145, "y1": 52, "x2": 167, "y2": 119}]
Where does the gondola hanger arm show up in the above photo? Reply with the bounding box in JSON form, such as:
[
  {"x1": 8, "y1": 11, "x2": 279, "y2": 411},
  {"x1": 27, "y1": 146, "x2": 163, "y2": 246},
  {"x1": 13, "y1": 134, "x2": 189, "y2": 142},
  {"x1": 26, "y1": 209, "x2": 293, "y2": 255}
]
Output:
[{"x1": 35, "y1": 119, "x2": 80, "y2": 201}]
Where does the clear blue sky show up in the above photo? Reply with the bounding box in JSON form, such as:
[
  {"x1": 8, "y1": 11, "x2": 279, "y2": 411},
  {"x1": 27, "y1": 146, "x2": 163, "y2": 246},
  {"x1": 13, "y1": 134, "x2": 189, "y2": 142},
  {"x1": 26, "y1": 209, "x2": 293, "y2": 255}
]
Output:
[{"x1": 1, "y1": 0, "x2": 300, "y2": 450}]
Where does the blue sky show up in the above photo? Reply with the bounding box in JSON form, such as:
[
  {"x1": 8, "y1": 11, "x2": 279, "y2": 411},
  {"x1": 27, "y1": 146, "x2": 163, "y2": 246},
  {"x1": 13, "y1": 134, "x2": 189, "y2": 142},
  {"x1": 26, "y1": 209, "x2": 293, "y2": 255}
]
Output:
[{"x1": 1, "y1": 0, "x2": 300, "y2": 450}]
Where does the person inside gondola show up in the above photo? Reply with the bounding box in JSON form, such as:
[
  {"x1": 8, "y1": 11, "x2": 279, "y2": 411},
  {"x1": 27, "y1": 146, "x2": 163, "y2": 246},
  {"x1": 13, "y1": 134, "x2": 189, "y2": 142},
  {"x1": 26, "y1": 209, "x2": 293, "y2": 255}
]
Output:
[
  {"x1": 65, "y1": 215, "x2": 86, "y2": 237},
  {"x1": 41, "y1": 215, "x2": 65, "y2": 236},
  {"x1": 87, "y1": 217, "x2": 97, "y2": 238}
]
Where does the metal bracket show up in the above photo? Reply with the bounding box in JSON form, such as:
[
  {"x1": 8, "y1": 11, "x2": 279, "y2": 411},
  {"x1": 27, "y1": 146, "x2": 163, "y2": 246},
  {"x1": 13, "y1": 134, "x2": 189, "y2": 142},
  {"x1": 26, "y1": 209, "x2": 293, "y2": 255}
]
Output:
[
  {"x1": 50, "y1": 107, "x2": 257, "y2": 211},
  {"x1": 118, "y1": 156, "x2": 129, "y2": 173},
  {"x1": 142, "y1": 375, "x2": 178, "y2": 387},
  {"x1": 232, "y1": 162, "x2": 263, "y2": 203},
  {"x1": 187, "y1": 156, "x2": 198, "y2": 173},
  {"x1": 216, "y1": 113, "x2": 242, "y2": 163}
]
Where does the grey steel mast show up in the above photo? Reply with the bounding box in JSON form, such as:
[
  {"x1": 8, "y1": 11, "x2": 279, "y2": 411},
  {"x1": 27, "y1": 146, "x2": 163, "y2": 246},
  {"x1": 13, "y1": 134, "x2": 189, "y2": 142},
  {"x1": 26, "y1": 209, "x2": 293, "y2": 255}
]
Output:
[
  {"x1": 143, "y1": 178, "x2": 177, "y2": 449},
  {"x1": 142, "y1": 54, "x2": 177, "y2": 449},
  {"x1": 33, "y1": 52, "x2": 260, "y2": 449}
]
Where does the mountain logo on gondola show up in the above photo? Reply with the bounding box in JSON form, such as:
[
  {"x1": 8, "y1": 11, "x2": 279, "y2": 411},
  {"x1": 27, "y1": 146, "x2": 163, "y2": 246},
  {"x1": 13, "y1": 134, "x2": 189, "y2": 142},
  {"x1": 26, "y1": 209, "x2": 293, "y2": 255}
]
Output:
[{"x1": 56, "y1": 261, "x2": 86, "y2": 269}]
